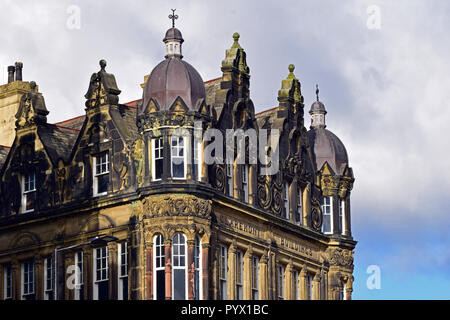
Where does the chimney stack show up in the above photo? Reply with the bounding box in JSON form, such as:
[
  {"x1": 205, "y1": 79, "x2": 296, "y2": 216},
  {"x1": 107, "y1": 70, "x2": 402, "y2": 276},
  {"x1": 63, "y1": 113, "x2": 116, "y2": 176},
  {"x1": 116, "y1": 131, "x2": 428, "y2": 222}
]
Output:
[
  {"x1": 7, "y1": 66, "x2": 15, "y2": 83},
  {"x1": 15, "y1": 62, "x2": 23, "y2": 81}
]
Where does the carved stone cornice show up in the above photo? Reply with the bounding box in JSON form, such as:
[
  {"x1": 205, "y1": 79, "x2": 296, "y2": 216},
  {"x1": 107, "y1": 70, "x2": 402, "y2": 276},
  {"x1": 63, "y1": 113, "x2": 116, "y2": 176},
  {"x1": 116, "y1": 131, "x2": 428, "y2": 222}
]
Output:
[
  {"x1": 142, "y1": 194, "x2": 212, "y2": 219},
  {"x1": 326, "y1": 248, "x2": 354, "y2": 267}
]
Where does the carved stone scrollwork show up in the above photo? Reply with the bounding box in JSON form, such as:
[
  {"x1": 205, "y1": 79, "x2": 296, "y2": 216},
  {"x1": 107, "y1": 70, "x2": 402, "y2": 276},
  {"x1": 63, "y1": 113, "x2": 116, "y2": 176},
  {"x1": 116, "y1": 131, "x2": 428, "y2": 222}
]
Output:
[
  {"x1": 310, "y1": 196, "x2": 322, "y2": 231},
  {"x1": 142, "y1": 195, "x2": 212, "y2": 219},
  {"x1": 257, "y1": 175, "x2": 271, "y2": 210},
  {"x1": 211, "y1": 164, "x2": 225, "y2": 192},
  {"x1": 327, "y1": 248, "x2": 354, "y2": 267}
]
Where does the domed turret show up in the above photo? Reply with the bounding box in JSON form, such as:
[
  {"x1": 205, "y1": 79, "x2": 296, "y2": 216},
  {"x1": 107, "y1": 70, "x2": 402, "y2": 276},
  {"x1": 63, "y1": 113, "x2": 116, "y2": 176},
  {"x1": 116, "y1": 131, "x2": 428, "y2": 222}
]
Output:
[
  {"x1": 308, "y1": 86, "x2": 349, "y2": 174},
  {"x1": 139, "y1": 14, "x2": 205, "y2": 116}
]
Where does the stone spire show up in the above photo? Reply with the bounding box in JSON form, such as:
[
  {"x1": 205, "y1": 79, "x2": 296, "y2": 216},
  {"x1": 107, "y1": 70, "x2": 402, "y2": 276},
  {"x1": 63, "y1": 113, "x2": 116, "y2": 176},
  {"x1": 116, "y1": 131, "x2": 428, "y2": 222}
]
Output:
[{"x1": 309, "y1": 85, "x2": 327, "y2": 129}]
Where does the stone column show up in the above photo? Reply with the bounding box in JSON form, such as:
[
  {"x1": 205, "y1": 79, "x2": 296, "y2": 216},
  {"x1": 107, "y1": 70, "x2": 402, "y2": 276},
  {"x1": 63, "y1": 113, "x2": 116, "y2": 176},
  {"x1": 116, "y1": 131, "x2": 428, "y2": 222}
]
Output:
[
  {"x1": 243, "y1": 248, "x2": 252, "y2": 300},
  {"x1": 333, "y1": 194, "x2": 340, "y2": 235},
  {"x1": 186, "y1": 134, "x2": 193, "y2": 181},
  {"x1": 34, "y1": 256, "x2": 43, "y2": 300},
  {"x1": 84, "y1": 250, "x2": 93, "y2": 300},
  {"x1": 164, "y1": 240, "x2": 172, "y2": 300},
  {"x1": 285, "y1": 262, "x2": 293, "y2": 300},
  {"x1": 346, "y1": 276, "x2": 354, "y2": 300},
  {"x1": 312, "y1": 273, "x2": 321, "y2": 300},
  {"x1": 259, "y1": 254, "x2": 268, "y2": 300},
  {"x1": 345, "y1": 197, "x2": 352, "y2": 237},
  {"x1": 107, "y1": 242, "x2": 118, "y2": 300},
  {"x1": 202, "y1": 243, "x2": 210, "y2": 300},
  {"x1": 145, "y1": 242, "x2": 153, "y2": 300},
  {"x1": 299, "y1": 266, "x2": 307, "y2": 300},
  {"x1": 12, "y1": 260, "x2": 19, "y2": 300},
  {"x1": 187, "y1": 239, "x2": 195, "y2": 300},
  {"x1": 162, "y1": 132, "x2": 170, "y2": 181},
  {"x1": 303, "y1": 183, "x2": 311, "y2": 228},
  {"x1": 227, "y1": 243, "x2": 237, "y2": 300},
  {"x1": 233, "y1": 162, "x2": 240, "y2": 199}
]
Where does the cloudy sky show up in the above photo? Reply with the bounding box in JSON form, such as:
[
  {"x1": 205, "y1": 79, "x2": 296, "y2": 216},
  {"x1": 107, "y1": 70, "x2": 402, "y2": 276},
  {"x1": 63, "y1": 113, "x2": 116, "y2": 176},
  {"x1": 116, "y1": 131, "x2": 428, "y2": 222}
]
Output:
[{"x1": 1, "y1": 0, "x2": 449, "y2": 299}]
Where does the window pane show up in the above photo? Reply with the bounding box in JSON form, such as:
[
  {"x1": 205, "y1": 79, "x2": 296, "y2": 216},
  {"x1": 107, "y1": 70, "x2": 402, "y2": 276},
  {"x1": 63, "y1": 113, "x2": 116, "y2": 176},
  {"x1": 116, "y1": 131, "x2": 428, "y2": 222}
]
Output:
[
  {"x1": 97, "y1": 174, "x2": 109, "y2": 194},
  {"x1": 173, "y1": 269, "x2": 186, "y2": 300}
]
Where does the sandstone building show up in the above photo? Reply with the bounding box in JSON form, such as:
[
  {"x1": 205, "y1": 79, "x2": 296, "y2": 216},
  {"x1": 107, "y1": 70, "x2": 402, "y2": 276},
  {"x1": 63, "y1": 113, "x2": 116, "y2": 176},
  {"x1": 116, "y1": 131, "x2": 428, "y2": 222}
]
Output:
[{"x1": 0, "y1": 21, "x2": 356, "y2": 300}]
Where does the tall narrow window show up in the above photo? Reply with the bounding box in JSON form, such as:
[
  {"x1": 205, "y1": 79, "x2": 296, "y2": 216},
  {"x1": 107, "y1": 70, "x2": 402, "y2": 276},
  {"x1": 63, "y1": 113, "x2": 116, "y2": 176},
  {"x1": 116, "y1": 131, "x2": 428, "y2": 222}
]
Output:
[
  {"x1": 152, "y1": 138, "x2": 163, "y2": 181},
  {"x1": 284, "y1": 182, "x2": 290, "y2": 219},
  {"x1": 118, "y1": 242, "x2": 128, "y2": 300},
  {"x1": 153, "y1": 234, "x2": 165, "y2": 300},
  {"x1": 277, "y1": 265, "x2": 285, "y2": 300},
  {"x1": 306, "y1": 274, "x2": 313, "y2": 300},
  {"x1": 321, "y1": 197, "x2": 333, "y2": 234},
  {"x1": 171, "y1": 136, "x2": 186, "y2": 179},
  {"x1": 94, "y1": 246, "x2": 109, "y2": 300},
  {"x1": 74, "y1": 251, "x2": 84, "y2": 300},
  {"x1": 339, "y1": 199, "x2": 345, "y2": 235},
  {"x1": 172, "y1": 233, "x2": 187, "y2": 300},
  {"x1": 242, "y1": 165, "x2": 249, "y2": 203},
  {"x1": 219, "y1": 245, "x2": 228, "y2": 300},
  {"x1": 4, "y1": 264, "x2": 12, "y2": 300},
  {"x1": 296, "y1": 188, "x2": 303, "y2": 225},
  {"x1": 235, "y1": 250, "x2": 243, "y2": 300},
  {"x1": 22, "y1": 172, "x2": 36, "y2": 213},
  {"x1": 293, "y1": 270, "x2": 299, "y2": 300},
  {"x1": 251, "y1": 256, "x2": 259, "y2": 300},
  {"x1": 93, "y1": 153, "x2": 109, "y2": 196},
  {"x1": 44, "y1": 256, "x2": 53, "y2": 300},
  {"x1": 21, "y1": 260, "x2": 35, "y2": 300},
  {"x1": 193, "y1": 139, "x2": 202, "y2": 182},
  {"x1": 226, "y1": 164, "x2": 233, "y2": 197},
  {"x1": 194, "y1": 236, "x2": 202, "y2": 300}
]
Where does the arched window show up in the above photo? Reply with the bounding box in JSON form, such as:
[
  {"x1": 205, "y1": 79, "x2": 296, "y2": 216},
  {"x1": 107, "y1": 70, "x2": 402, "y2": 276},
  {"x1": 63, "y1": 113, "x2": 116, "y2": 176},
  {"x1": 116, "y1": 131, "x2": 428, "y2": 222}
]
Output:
[
  {"x1": 194, "y1": 236, "x2": 202, "y2": 300},
  {"x1": 172, "y1": 233, "x2": 187, "y2": 300},
  {"x1": 153, "y1": 234, "x2": 165, "y2": 300}
]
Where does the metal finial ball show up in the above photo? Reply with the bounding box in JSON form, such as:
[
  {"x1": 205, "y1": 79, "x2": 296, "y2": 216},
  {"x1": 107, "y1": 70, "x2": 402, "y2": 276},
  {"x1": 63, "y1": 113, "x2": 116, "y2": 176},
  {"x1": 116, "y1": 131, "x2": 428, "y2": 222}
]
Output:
[
  {"x1": 233, "y1": 32, "x2": 240, "y2": 41},
  {"x1": 288, "y1": 64, "x2": 295, "y2": 73}
]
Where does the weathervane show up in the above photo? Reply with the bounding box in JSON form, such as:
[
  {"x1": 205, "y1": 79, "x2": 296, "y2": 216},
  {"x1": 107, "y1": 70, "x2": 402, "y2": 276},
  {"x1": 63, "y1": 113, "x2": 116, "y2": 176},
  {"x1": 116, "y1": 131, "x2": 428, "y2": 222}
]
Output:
[
  {"x1": 316, "y1": 84, "x2": 320, "y2": 101},
  {"x1": 169, "y1": 9, "x2": 178, "y2": 28}
]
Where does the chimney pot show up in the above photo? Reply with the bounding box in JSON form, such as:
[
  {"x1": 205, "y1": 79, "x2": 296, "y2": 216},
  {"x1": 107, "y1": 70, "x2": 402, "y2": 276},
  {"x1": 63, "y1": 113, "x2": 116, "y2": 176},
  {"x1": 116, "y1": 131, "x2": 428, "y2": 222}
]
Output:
[
  {"x1": 7, "y1": 65, "x2": 15, "y2": 83},
  {"x1": 15, "y1": 62, "x2": 23, "y2": 81}
]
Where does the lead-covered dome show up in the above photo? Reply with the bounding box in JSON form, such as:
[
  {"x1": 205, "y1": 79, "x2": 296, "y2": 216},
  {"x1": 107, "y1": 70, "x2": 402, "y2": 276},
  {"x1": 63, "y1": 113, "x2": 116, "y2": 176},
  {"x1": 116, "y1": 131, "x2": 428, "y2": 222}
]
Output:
[
  {"x1": 308, "y1": 128, "x2": 348, "y2": 174},
  {"x1": 139, "y1": 27, "x2": 206, "y2": 116}
]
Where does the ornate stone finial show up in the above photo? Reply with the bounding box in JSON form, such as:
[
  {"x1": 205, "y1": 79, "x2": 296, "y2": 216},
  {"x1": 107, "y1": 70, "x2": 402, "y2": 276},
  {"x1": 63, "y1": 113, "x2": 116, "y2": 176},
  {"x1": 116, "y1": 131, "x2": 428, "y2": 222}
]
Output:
[
  {"x1": 287, "y1": 64, "x2": 297, "y2": 80},
  {"x1": 316, "y1": 84, "x2": 319, "y2": 102},
  {"x1": 100, "y1": 59, "x2": 107, "y2": 71},
  {"x1": 232, "y1": 32, "x2": 241, "y2": 49},
  {"x1": 169, "y1": 9, "x2": 178, "y2": 28},
  {"x1": 29, "y1": 81, "x2": 37, "y2": 92}
]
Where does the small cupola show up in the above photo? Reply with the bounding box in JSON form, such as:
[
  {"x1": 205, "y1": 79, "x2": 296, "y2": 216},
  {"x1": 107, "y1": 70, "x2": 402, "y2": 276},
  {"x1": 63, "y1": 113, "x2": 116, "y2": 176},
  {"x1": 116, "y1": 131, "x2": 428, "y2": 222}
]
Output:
[
  {"x1": 309, "y1": 85, "x2": 327, "y2": 129},
  {"x1": 163, "y1": 9, "x2": 184, "y2": 58}
]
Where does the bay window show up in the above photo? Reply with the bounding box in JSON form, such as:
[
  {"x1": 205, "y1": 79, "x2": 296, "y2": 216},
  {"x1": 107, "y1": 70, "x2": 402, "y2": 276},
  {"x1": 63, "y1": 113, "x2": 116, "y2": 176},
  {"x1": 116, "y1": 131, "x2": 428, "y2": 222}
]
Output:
[
  {"x1": 22, "y1": 172, "x2": 36, "y2": 213},
  {"x1": 277, "y1": 265, "x2": 285, "y2": 300},
  {"x1": 242, "y1": 165, "x2": 249, "y2": 203},
  {"x1": 171, "y1": 136, "x2": 186, "y2": 179},
  {"x1": 172, "y1": 233, "x2": 187, "y2": 300},
  {"x1": 251, "y1": 256, "x2": 259, "y2": 300},
  {"x1": 4, "y1": 264, "x2": 12, "y2": 300},
  {"x1": 94, "y1": 246, "x2": 109, "y2": 300},
  {"x1": 21, "y1": 260, "x2": 35, "y2": 300},
  {"x1": 321, "y1": 197, "x2": 333, "y2": 234},
  {"x1": 74, "y1": 251, "x2": 84, "y2": 300},
  {"x1": 219, "y1": 245, "x2": 228, "y2": 300},
  {"x1": 153, "y1": 234, "x2": 165, "y2": 300},
  {"x1": 152, "y1": 138, "x2": 163, "y2": 181},
  {"x1": 93, "y1": 153, "x2": 109, "y2": 196},
  {"x1": 118, "y1": 242, "x2": 128, "y2": 300},
  {"x1": 235, "y1": 250, "x2": 243, "y2": 300},
  {"x1": 44, "y1": 256, "x2": 53, "y2": 300}
]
